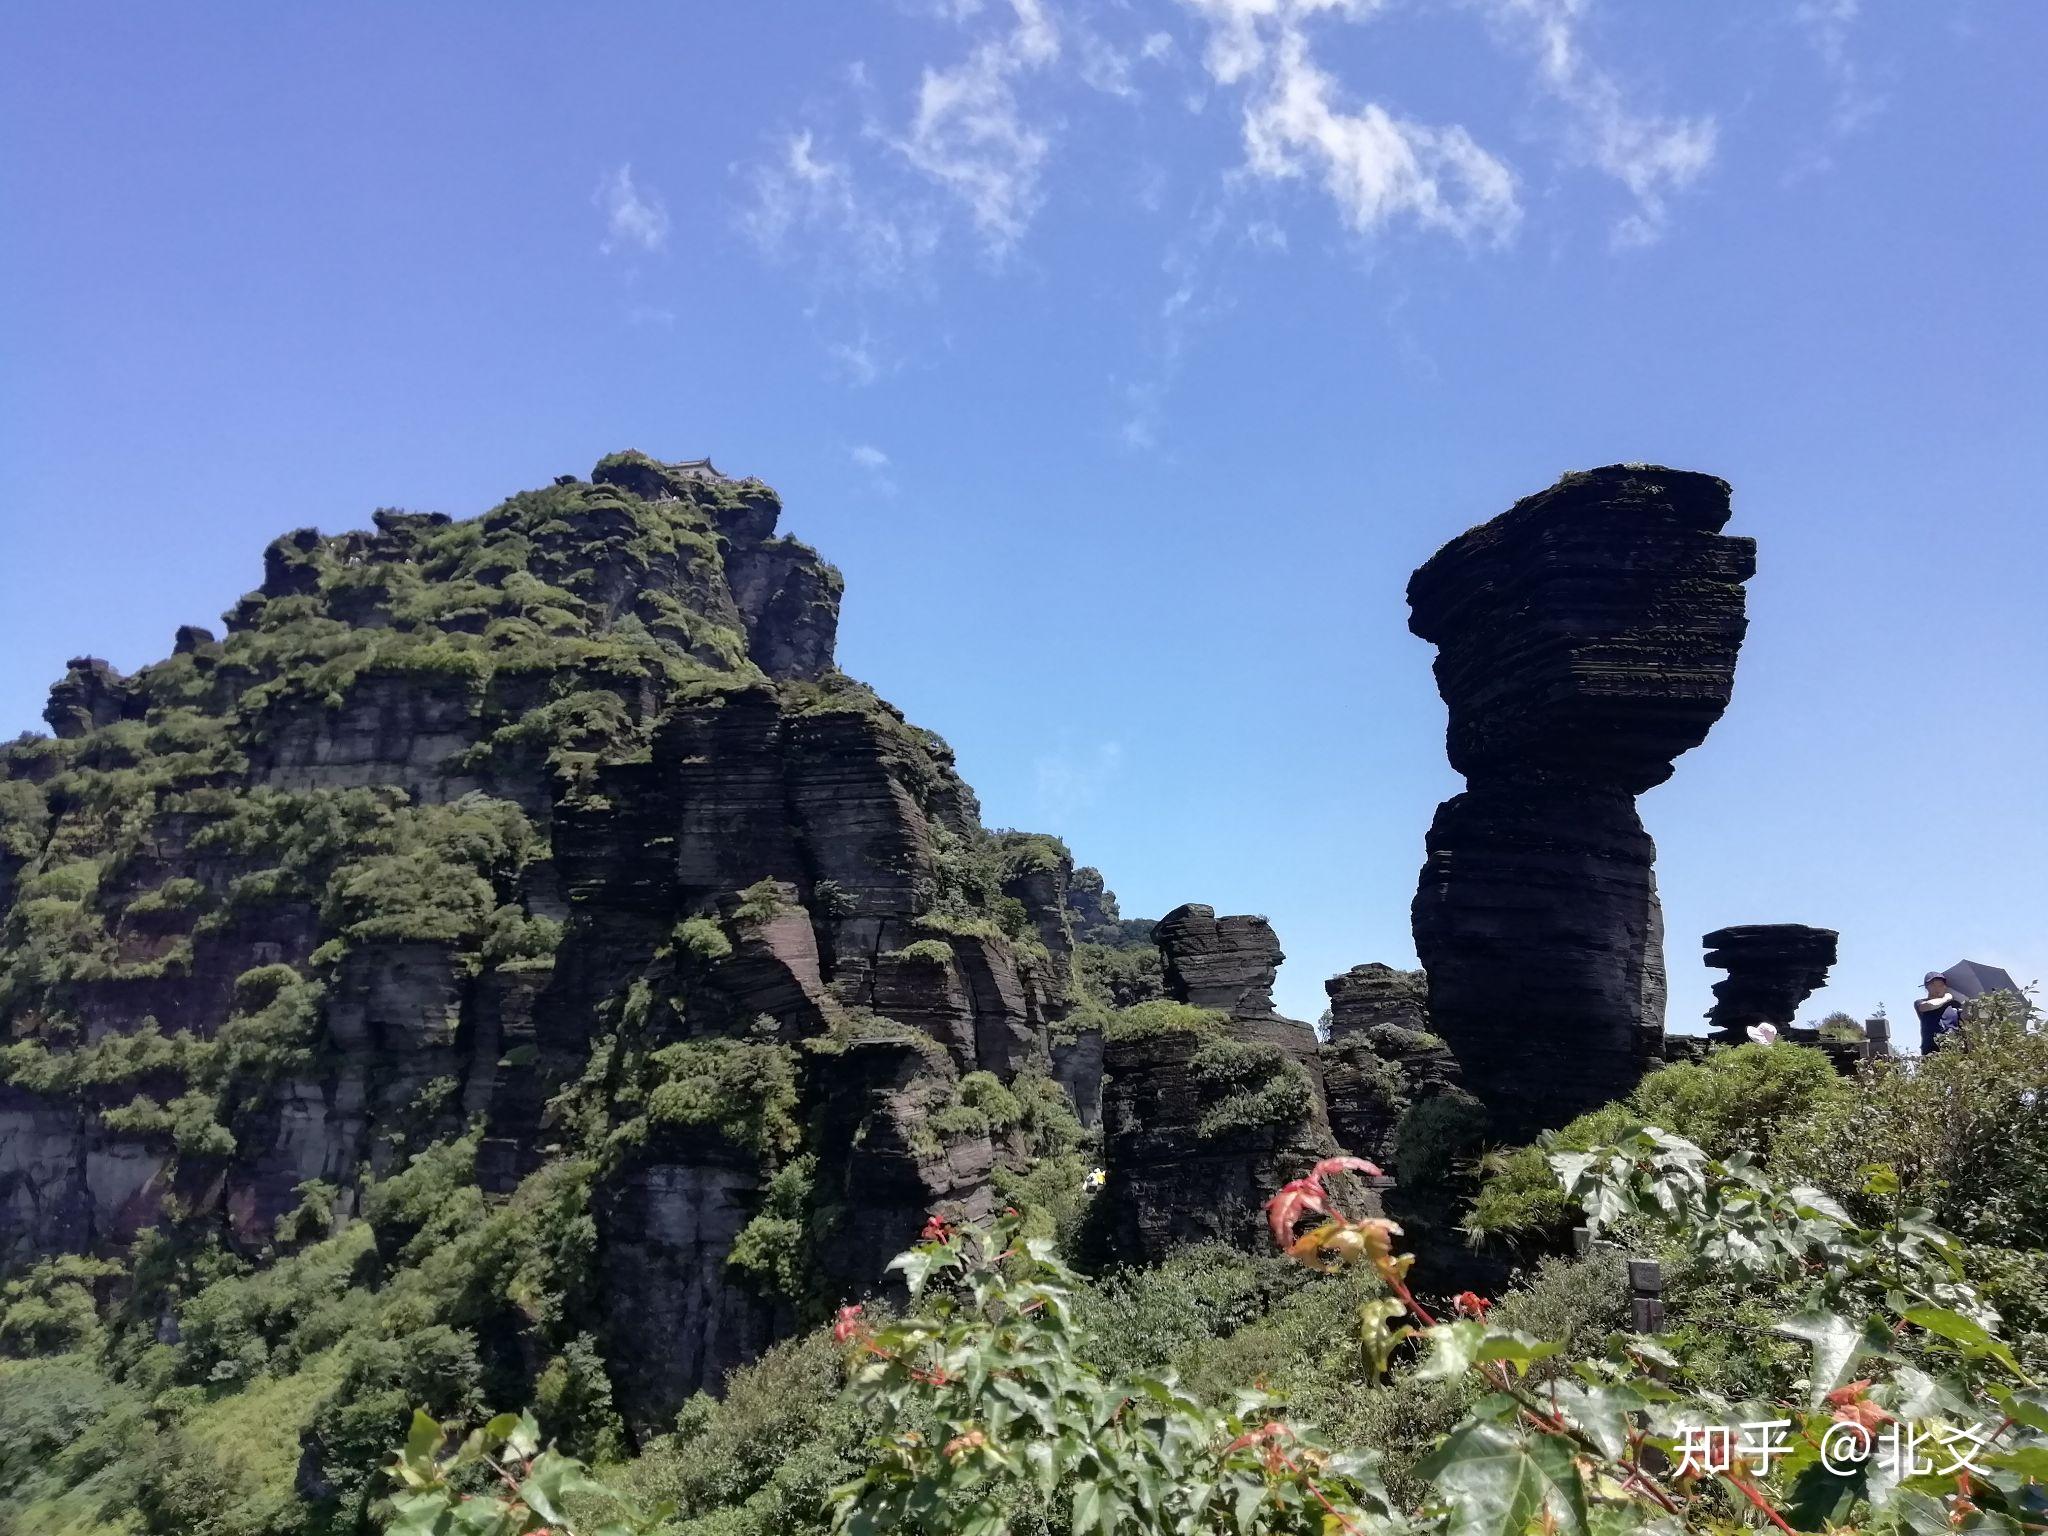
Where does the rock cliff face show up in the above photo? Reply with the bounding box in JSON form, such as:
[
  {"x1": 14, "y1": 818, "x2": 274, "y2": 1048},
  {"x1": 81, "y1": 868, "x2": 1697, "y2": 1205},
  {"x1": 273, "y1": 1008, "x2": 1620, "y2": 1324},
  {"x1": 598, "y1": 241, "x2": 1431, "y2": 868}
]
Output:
[
  {"x1": 1154, "y1": 903, "x2": 1321, "y2": 1066},
  {"x1": 1319, "y1": 964, "x2": 1463, "y2": 1171},
  {"x1": 1408, "y1": 466, "x2": 1755, "y2": 1141},
  {"x1": 0, "y1": 452, "x2": 1120, "y2": 1428},
  {"x1": 1702, "y1": 924, "x2": 1839, "y2": 1038},
  {"x1": 1099, "y1": 908, "x2": 1335, "y2": 1262}
]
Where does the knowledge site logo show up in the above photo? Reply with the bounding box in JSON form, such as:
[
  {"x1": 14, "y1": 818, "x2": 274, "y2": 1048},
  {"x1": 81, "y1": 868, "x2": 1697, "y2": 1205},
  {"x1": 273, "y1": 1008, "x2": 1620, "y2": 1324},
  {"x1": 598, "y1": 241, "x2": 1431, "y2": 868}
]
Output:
[{"x1": 1677, "y1": 1416, "x2": 1997, "y2": 1479}]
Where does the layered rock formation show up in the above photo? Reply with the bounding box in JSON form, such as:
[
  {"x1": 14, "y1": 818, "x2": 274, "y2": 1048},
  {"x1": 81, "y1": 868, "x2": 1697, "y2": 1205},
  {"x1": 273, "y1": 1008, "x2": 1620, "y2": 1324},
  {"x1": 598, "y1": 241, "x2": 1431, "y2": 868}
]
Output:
[
  {"x1": 1702, "y1": 924, "x2": 1839, "y2": 1038},
  {"x1": 1408, "y1": 466, "x2": 1755, "y2": 1141},
  {"x1": 1153, "y1": 903, "x2": 1321, "y2": 1066},
  {"x1": 0, "y1": 451, "x2": 1117, "y2": 1428},
  {"x1": 1319, "y1": 964, "x2": 1464, "y2": 1170},
  {"x1": 1100, "y1": 910, "x2": 1335, "y2": 1262}
]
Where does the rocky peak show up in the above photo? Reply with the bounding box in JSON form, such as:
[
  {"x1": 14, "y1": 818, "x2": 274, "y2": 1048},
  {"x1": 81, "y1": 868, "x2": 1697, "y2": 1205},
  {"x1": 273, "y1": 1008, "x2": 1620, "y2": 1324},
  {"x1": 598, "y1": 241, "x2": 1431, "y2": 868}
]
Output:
[
  {"x1": 1324, "y1": 963, "x2": 1428, "y2": 1039},
  {"x1": 0, "y1": 449, "x2": 1103, "y2": 1425},
  {"x1": 1409, "y1": 466, "x2": 1755, "y2": 1141},
  {"x1": 1702, "y1": 924, "x2": 1839, "y2": 1038}
]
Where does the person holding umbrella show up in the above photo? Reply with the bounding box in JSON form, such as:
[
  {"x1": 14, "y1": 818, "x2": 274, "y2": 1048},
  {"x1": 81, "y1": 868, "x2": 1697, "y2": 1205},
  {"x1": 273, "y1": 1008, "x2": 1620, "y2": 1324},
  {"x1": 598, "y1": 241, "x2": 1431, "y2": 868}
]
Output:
[{"x1": 1915, "y1": 971, "x2": 1965, "y2": 1054}]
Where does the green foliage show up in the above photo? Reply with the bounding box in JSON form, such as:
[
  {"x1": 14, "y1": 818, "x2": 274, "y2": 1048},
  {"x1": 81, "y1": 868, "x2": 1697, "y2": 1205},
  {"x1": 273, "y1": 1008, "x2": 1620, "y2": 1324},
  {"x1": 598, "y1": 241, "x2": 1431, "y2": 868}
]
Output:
[
  {"x1": 728, "y1": 1155, "x2": 821, "y2": 1307},
  {"x1": 895, "y1": 938, "x2": 956, "y2": 968},
  {"x1": 1469, "y1": 1042, "x2": 1857, "y2": 1245},
  {"x1": 0, "y1": 776, "x2": 51, "y2": 859},
  {"x1": 482, "y1": 907, "x2": 562, "y2": 968},
  {"x1": 1189, "y1": 1037, "x2": 1317, "y2": 1139},
  {"x1": 1099, "y1": 999, "x2": 1227, "y2": 1044},
  {"x1": 673, "y1": 916, "x2": 734, "y2": 963},
  {"x1": 831, "y1": 1214, "x2": 1405, "y2": 1535},
  {"x1": 0, "y1": 1256, "x2": 121, "y2": 1357},
  {"x1": 613, "y1": 1330, "x2": 870, "y2": 1536},
  {"x1": 628, "y1": 1039, "x2": 801, "y2": 1159},
  {"x1": 321, "y1": 795, "x2": 536, "y2": 948},
  {"x1": 732, "y1": 879, "x2": 793, "y2": 925},
  {"x1": 372, "y1": 1404, "x2": 636, "y2": 1534}
]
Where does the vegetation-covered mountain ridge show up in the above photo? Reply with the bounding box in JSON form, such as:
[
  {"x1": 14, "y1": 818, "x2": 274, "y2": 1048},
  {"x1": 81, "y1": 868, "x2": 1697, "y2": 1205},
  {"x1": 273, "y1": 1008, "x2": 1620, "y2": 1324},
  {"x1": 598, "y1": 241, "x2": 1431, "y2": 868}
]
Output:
[{"x1": 0, "y1": 450, "x2": 1171, "y2": 1469}]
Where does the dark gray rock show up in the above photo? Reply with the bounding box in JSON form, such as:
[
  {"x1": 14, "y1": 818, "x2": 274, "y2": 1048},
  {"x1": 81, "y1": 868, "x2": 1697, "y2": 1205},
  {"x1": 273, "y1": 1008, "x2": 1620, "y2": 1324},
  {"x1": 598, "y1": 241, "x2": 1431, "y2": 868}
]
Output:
[
  {"x1": 1408, "y1": 466, "x2": 1754, "y2": 1141},
  {"x1": 1702, "y1": 924, "x2": 1839, "y2": 1037}
]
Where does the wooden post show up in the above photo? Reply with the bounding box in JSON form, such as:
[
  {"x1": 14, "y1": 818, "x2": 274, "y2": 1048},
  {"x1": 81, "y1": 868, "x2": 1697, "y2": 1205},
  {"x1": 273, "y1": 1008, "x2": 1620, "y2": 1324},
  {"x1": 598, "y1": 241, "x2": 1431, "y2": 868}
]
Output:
[{"x1": 1629, "y1": 1258, "x2": 1665, "y2": 1334}]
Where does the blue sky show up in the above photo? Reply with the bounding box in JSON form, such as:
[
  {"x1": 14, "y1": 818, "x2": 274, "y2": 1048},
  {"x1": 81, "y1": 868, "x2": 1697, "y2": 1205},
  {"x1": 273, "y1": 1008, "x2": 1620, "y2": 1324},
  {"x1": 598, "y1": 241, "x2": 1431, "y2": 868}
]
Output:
[{"x1": 3, "y1": 1, "x2": 2043, "y2": 1037}]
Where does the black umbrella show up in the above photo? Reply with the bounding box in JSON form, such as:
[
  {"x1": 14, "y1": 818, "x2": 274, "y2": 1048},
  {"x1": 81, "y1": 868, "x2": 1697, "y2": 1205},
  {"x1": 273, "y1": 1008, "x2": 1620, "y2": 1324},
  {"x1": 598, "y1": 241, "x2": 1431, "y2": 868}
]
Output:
[{"x1": 1933, "y1": 960, "x2": 2023, "y2": 1000}]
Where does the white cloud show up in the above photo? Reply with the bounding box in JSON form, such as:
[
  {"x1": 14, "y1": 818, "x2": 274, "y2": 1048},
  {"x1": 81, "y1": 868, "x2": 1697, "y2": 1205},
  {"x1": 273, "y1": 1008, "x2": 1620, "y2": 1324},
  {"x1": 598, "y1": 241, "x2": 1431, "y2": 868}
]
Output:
[
  {"x1": 740, "y1": 130, "x2": 938, "y2": 286},
  {"x1": 1475, "y1": 0, "x2": 1716, "y2": 248},
  {"x1": 889, "y1": 0, "x2": 1063, "y2": 254},
  {"x1": 1176, "y1": 0, "x2": 1522, "y2": 245},
  {"x1": 1791, "y1": 0, "x2": 1885, "y2": 168},
  {"x1": 626, "y1": 304, "x2": 677, "y2": 327},
  {"x1": 828, "y1": 332, "x2": 888, "y2": 386},
  {"x1": 848, "y1": 441, "x2": 899, "y2": 495},
  {"x1": 594, "y1": 164, "x2": 670, "y2": 255},
  {"x1": 1034, "y1": 740, "x2": 1124, "y2": 820}
]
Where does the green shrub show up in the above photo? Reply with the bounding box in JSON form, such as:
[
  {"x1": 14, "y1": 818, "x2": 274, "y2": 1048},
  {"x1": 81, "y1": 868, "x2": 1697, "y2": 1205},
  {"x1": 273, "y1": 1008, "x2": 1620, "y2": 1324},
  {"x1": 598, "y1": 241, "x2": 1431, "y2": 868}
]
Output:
[
  {"x1": 731, "y1": 879, "x2": 791, "y2": 924},
  {"x1": 1468, "y1": 1042, "x2": 1855, "y2": 1244},
  {"x1": 673, "y1": 916, "x2": 733, "y2": 963},
  {"x1": 1100, "y1": 999, "x2": 1226, "y2": 1043},
  {"x1": 894, "y1": 938, "x2": 955, "y2": 968},
  {"x1": 1189, "y1": 1037, "x2": 1316, "y2": 1139},
  {"x1": 634, "y1": 1040, "x2": 799, "y2": 1158}
]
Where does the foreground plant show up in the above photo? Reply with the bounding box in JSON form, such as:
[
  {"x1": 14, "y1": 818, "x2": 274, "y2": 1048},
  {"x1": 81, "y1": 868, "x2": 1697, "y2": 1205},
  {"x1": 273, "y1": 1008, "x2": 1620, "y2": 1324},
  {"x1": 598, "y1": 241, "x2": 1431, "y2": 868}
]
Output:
[
  {"x1": 377, "y1": 1408, "x2": 667, "y2": 1536},
  {"x1": 832, "y1": 1135, "x2": 2048, "y2": 1536},
  {"x1": 828, "y1": 1205, "x2": 1409, "y2": 1535}
]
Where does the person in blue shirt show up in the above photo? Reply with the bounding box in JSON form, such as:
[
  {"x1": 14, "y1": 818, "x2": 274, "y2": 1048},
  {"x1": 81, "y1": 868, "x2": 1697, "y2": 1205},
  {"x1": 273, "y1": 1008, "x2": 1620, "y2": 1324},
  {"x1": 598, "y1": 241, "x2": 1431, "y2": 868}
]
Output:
[{"x1": 1915, "y1": 972, "x2": 1964, "y2": 1055}]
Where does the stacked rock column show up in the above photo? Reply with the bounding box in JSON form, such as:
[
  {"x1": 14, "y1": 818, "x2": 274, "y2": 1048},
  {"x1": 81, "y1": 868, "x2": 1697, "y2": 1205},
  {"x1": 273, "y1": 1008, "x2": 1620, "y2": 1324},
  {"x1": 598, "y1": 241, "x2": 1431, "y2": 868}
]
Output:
[{"x1": 1406, "y1": 466, "x2": 1756, "y2": 1143}]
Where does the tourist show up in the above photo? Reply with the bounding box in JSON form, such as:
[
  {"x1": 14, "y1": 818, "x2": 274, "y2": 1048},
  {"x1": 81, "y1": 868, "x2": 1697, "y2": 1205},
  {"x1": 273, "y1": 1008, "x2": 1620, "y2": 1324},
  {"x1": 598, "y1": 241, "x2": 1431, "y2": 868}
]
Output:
[{"x1": 1915, "y1": 972, "x2": 1965, "y2": 1055}]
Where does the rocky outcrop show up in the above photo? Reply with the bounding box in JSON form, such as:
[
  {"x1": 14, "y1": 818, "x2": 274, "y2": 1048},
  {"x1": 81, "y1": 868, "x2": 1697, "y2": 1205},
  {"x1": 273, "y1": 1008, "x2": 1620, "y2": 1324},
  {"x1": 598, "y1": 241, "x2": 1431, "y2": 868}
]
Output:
[
  {"x1": 1408, "y1": 466, "x2": 1754, "y2": 1141},
  {"x1": 1319, "y1": 964, "x2": 1464, "y2": 1170},
  {"x1": 1100, "y1": 1021, "x2": 1332, "y2": 1263},
  {"x1": 0, "y1": 450, "x2": 1115, "y2": 1427},
  {"x1": 1154, "y1": 903, "x2": 1320, "y2": 1066},
  {"x1": 1098, "y1": 909, "x2": 1337, "y2": 1260},
  {"x1": 1702, "y1": 924, "x2": 1839, "y2": 1038},
  {"x1": 1324, "y1": 963, "x2": 1429, "y2": 1039}
]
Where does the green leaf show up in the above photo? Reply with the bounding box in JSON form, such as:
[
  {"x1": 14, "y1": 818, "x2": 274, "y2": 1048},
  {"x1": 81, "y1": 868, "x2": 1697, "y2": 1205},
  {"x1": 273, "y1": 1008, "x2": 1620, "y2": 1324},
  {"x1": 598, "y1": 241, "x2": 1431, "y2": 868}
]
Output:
[
  {"x1": 1774, "y1": 1311, "x2": 1871, "y2": 1405},
  {"x1": 1549, "y1": 1381, "x2": 1641, "y2": 1461},
  {"x1": 888, "y1": 1247, "x2": 941, "y2": 1297},
  {"x1": 1072, "y1": 1478, "x2": 1102, "y2": 1535},
  {"x1": 1232, "y1": 1475, "x2": 1264, "y2": 1532},
  {"x1": 506, "y1": 1409, "x2": 542, "y2": 1462},
  {"x1": 404, "y1": 1410, "x2": 444, "y2": 1467},
  {"x1": 1903, "y1": 1306, "x2": 2027, "y2": 1377},
  {"x1": 1987, "y1": 1447, "x2": 2048, "y2": 1480},
  {"x1": 1419, "y1": 1421, "x2": 1587, "y2": 1536}
]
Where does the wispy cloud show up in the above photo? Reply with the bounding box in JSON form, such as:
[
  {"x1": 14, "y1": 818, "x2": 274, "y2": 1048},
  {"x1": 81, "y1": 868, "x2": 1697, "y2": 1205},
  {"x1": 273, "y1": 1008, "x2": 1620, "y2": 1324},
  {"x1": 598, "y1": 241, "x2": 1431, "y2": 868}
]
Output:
[
  {"x1": 1177, "y1": 0, "x2": 1522, "y2": 245},
  {"x1": 849, "y1": 441, "x2": 899, "y2": 494},
  {"x1": 1034, "y1": 740, "x2": 1124, "y2": 821},
  {"x1": 741, "y1": 130, "x2": 938, "y2": 287},
  {"x1": 1789, "y1": 0, "x2": 1886, "y2": 176},
  {"x1": 827, "y1": 328, "x2": 897, "y2": 387},
  {"x1": 1474, "y1": 0, "x2": 1716, "y2": 248},
  {"x1": 889, "y1": 0, "x2": 1063, "y2": 255},
  {"x1": 594, "y1": 164, "x2": 670, "y2": 255}
]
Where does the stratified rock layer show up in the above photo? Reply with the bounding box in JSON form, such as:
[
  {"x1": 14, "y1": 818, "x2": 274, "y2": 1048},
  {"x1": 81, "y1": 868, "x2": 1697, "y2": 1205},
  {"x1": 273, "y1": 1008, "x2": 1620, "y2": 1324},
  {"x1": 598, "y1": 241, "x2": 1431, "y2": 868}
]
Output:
[
  {"x1": 1154, "y1": 903, "x2": 1321, "y2": 1066},
  {"x1": 1702, "y1": 924, "x2": 1839, "y2": 1037},
  {"x1": 1099, "y1": 908, "x2": 1336, "y2": 1261},
  {"x1": 1319, "y1": 964, "x2": 1464, "y2": 1170},
  {"x1": 0, "y1": 451, "x2": 1116, "y2": 1430},
  {"x1": 1408, "y1": 466, "x2": 1754, "y2": 1140}
]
